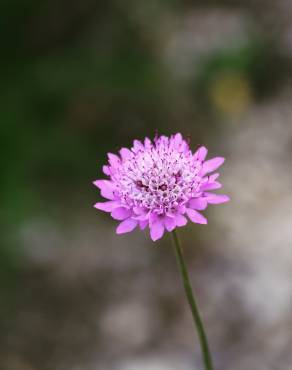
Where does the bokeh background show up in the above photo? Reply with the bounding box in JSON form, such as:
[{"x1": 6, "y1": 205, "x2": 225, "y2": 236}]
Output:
[{"x1": 1, "y1": 1, "x2": 292, "y2": 369}]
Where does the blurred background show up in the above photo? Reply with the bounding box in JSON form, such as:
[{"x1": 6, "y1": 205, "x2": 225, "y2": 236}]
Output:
[{"x1": 1, "y1": 0, "x2": 292, "y2": 369}]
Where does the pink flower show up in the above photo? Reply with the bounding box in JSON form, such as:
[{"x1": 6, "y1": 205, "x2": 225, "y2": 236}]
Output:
[{"x1": 94, "y1": 133, "x2": 229, "y2": 241}]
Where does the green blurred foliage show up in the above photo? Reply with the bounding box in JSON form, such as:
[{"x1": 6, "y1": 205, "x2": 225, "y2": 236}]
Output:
[
  {"x1": 195, "y1": 39, "x2": 290, "y2": 104},
  {"x1": 0, "y1": 0, "x2": 182, "y2": 305}
]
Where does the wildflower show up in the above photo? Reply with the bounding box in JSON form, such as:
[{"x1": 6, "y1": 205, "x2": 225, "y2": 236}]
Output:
[{"x1": 94, "y1": 133, "x2": 229, "y2": 241}]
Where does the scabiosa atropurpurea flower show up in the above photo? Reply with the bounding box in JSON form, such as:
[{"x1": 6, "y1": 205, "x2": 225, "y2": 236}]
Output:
[{"x1": 94, "y1": 133, "x2": 229, "y2": 241}]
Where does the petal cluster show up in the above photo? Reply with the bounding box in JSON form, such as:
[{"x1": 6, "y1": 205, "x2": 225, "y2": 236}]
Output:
[{"x1": 94, "y1": 133, "x2": 229, "y2": 241}]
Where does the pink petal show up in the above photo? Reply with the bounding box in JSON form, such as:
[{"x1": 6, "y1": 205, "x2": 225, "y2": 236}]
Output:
[
  {"x1": 176, "y1": 204, "x2": 186, "y2": 214},
  {"x1": 174, "y1": 133, "x2": 183, "y2": 148},
  {"x1": 200, "y1": 181, "x2": 222, "y2": 191},
  {"x1": 93, "y1": 180, "x2": 116, "y2": 200},
  {"x1": 133, "y1": 214, "x2": 149, "y2": 221},
  {"x1": 111, "y1": 207, "x2": 132, "y2": 220},
  {"x1": 144, "y1": 137, "x2": 152, "y2": 149},
  {"x1": 174, "y1": 214, "x2": 187, "y2": 227},
  {"x1": 209, "y1": 173, "x2": 220, "y2": 181},
  {"x1": 150, "y1": 219, "x2": 165, "y2": 241},
  {"x1": 103, "y1": 165, "x2": 110, "y2": 175},
  {"x1": 173, "y1": 133, "x2": 188, "y2": 152},
  {"x1": 116, "y1": 218, "x2": 138, "y2": 234},
  {"x1": 149, "y1": 211, "x2": 158, "y2": 225},
  {"x1": 139, "y1": 220, "x2": 148, "y2": 230},
  {"x1": 94, "y1": 201, "x2": 119, "y2": 212},
  {"x1": 119, "y1": 147, "x2": 132, "y2": 160},
  {"x1": 188, "y1": 198, "x2": 208, "y2": 210},
  {"x1": 133, "y1": 140, "x2": 144, "y2": 152},
  {"x1": 194, "y1": 146, "x2": 208, "y2": 161},
  {"x1": 201, "y1": 157, "x2": 225, "y2": 176},
  {"x1": 108, "y1": 153, "x2": 120, "y2": 168},
  {"x1": 132, "y1": 207, "x2": 149, "y2": 221},
  {"x1": 164, "y1": 216, "x2": 176, "y2": 232},
  {"x1": 158, "y1": 135, "x2": 169, "y2": 146},
  {"x1": 186, "y1": 209, "x2": 207, "y2": 224},
  {"x1": 204, "y1": 194, "x2": 230, "y2": 204}
]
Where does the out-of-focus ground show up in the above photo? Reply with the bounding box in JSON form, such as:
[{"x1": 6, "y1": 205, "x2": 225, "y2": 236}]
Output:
[{"x1": 1, "y1": 1, "x2": 292, "y2": 370}]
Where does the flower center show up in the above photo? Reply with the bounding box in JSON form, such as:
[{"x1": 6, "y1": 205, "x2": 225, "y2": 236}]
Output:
[{"x1": 115, "y1": 145, "x2": 202, "y2": 214}]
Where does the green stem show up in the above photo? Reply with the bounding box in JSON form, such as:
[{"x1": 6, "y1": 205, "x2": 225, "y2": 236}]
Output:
[{"x1": 171, "y1": 229, "x2": 214, "y2": 370}]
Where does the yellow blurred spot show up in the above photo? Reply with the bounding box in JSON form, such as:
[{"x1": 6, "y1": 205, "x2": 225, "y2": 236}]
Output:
[{"x1": 208, "y1": 72, "x2": 252, "y2": 116}]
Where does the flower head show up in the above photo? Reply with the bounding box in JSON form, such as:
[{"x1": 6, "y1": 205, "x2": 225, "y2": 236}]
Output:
[{"x1": 94, "y1": 133, "x2": 229, "y2": 241}]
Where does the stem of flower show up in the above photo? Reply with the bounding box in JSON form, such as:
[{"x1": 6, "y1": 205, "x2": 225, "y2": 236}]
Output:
[{"x1": 171, "y1": 229, "x2": 214, "y2": 370}]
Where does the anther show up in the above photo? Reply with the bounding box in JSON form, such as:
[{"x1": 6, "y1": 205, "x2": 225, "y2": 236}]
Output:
[{"x1": 159, "y1": 184, "x2": 167, "y2": 191}]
